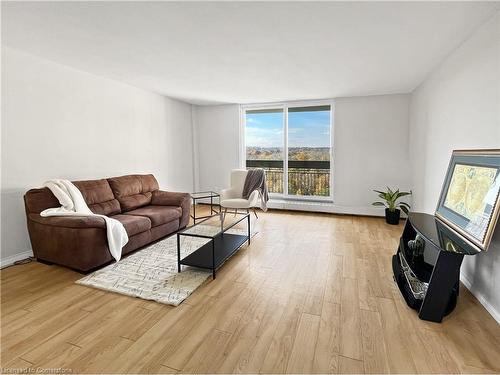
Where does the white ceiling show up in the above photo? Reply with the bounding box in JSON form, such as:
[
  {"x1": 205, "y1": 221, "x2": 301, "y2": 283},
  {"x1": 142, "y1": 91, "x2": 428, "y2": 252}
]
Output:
[{"x1": 2, "y1": 1, "x2": 499, "y2": 105}]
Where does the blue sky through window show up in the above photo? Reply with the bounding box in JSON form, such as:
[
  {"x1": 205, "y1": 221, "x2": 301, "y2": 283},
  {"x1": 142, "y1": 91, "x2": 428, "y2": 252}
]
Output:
[{"x1": 246, "y1": 110, "x2": 330, "y2": 147}]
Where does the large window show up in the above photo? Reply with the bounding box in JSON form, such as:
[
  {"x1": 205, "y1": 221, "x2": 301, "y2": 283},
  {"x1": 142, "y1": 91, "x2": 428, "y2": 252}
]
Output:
[{"x1": 244, "y1": 103, "x2": 332, "y2": 199}]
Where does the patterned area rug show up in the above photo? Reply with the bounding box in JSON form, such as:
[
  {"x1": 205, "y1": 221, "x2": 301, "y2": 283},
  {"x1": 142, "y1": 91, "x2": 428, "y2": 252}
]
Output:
[{"x1": 76, "y1": 234, "x2": 214, "y2": 306}]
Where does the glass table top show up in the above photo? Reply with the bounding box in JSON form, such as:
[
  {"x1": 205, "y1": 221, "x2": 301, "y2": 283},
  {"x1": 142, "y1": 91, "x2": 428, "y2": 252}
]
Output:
[
  {"x1": 180, "y1": 213, "x2": 248, "y2": 238},
  {"x1": 191, "y1": 191, "x2": 220, "y2": 199}
]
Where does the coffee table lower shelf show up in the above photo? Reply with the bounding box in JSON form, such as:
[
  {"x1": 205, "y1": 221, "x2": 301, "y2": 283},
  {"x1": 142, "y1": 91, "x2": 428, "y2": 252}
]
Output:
[{"x1": 177, "y1": 233, "x2": 249, "y2": 279}]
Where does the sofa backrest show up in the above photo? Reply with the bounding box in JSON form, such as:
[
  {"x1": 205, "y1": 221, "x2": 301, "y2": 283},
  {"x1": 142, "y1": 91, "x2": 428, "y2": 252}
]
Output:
[
  {"x1": 107, "y1": 174, "x2": 159, "y2": 212},
  {"x1": 24, "y1": 178, "x2": 122, "y2": 216},
  {"x1": 24, "y1": 174, "x2": 159, "y2": 215},
  {"x1": 73, "y1": 179, "x2": 121, "y2": 216}
]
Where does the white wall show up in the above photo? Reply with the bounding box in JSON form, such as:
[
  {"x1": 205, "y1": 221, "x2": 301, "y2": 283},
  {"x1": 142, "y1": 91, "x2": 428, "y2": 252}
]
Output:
[
  {"x1": 1, "y1": 47, "x2": 195, "y2": 265},
  {"x1": 334, "y1": 95, "x2": 411, "y2": 212},
  {"x1": 194, "y1": 95, "x2": 411, "y2": 215},
  {"x1": 194, "y1": 104, "x2": 241, "y2": 193},
  {"x1": 409, "y1": 12, "x2": 500, "y2": 322}
]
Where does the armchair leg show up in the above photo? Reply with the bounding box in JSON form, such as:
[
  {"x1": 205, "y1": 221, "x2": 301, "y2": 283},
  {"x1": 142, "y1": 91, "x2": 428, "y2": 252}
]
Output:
[
  {"x1": 253, "y1": 207, "x2": 259, "y2": 219},
  {"x1": 223, "y1": 208, "x2": 227, "y2": 222},
  {"x1": 234, "y1": 209, "x2": 238, "y2": 217}
]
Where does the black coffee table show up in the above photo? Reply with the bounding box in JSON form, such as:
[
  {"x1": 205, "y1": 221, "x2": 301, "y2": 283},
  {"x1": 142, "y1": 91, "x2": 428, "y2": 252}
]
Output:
[{"x1": 177, "y1": 213, "x2": 250, "y2": 279}]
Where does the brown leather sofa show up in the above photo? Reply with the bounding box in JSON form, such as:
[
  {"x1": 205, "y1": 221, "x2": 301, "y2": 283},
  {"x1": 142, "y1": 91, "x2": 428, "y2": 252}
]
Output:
[{"x1": 24, "y1": 174, "x2": 191, "y2": 272}]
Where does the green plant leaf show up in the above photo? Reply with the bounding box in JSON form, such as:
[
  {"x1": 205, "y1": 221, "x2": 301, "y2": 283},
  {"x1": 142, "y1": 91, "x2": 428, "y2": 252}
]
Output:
[
  {"x1": 372, "y1": 202, "x2": 386, "y2": 206},
  {"x1": 373, "y1": 187, "x2": 410, "y2": 210},
  {"x1": 395, "y1": 192, "x2": 411, "y2": 199},
  {"x1": 400, "y1": 205, "x2": 410, "y2": 214}
]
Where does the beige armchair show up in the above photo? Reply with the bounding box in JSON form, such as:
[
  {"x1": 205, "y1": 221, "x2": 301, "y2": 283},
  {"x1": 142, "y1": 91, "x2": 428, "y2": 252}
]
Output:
[{"x1": 220, "y1": 169, "x2": 260, "y2": 218}]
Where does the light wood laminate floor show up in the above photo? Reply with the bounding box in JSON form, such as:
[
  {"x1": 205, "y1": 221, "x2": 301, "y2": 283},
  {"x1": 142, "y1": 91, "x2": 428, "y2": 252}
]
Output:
[{"x1": 1, "y1": 208, "x2": 500, "y2": 373}]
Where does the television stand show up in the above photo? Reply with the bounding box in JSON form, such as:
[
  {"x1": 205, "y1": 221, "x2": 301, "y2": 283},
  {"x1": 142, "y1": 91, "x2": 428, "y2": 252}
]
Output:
[{"x1": 392, "y1": 212, "x2": 480, "y2": 322}]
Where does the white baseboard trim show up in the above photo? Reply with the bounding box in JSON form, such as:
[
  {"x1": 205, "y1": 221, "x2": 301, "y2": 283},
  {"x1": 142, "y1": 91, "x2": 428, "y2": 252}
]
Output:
[
  {"x1": 0, "y1": 250, "x2": 34, "y2": 269},
  {"x1": 198, "y1": 198, "x2": 407, "y2": 218},
  {"x1": 267, "y1": 199, "x2": 386, "y2": 217},
  {"x1": 460, "y1": 271, "x2": 500, "y2": 324}
]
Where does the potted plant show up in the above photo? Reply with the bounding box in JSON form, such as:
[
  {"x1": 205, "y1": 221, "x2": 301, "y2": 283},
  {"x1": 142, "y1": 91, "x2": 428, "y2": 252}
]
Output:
[{"x1": 372, "y1": 187, "x2": 411, "y2": 225}]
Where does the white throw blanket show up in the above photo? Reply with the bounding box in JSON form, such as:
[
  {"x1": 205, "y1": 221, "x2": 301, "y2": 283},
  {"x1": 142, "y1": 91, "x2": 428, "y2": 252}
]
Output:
[{"x1": 40, "y1": 179, "x2": 128, "y2": 262}]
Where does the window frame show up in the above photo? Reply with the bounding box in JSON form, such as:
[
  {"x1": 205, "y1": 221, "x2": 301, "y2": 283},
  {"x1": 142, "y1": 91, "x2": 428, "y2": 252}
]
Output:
[{"x1": 240, "y1": 99, "x2": 335, "y2": 202}]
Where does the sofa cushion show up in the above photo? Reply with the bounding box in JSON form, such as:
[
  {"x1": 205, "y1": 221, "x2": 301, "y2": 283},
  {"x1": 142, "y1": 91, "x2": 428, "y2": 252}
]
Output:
[
  {"x1": 107, "y1": 174, "x2": 159, "y2": 212},
  {"x1": 73, "y1": 179, "x2": 121, "y2": 216},
  {"x1": 124, "y1": 205, "x2": 181, "y2": 227},
  {"x1": 111, "y1": 214, "x2": 151, "y2": 236}
]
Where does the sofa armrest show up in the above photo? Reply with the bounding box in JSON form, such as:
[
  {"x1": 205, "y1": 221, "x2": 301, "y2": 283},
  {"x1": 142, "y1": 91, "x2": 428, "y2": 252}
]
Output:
[
  {"x1": 151, "y1": 190, "x2": 190, "y2": 206},
  {"x1": 28, "y1": 213, "x2": 106, "y2": 229},
  {"x1": 26, "y1": 213, "x2": 110, "y2": 272},
  {"x1": 151, "y1": 190, "x2": 191, "y2": 228}
]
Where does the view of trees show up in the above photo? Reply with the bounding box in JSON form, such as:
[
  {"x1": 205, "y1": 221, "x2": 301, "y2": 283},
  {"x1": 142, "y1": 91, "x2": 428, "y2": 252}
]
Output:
[
  {"x1": 246, "y1": 147, "x2": 331, "y2": 196},
  {"x1": 287, "y1": 168, "x2": 330, "y2": 196},
  {"x1": 246, "y1": 147, "x2": 330, "y2": 161}
]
